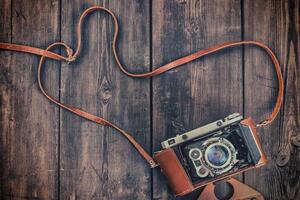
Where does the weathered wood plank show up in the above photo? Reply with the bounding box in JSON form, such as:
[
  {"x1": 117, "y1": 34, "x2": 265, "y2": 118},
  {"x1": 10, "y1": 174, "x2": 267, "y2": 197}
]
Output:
[
  {"x1": 0, "y1": 0, "x2": 12, "y2": 198},
  {"x1": 151, "y1": 0, "x2": 242, "y2": 199},
  {"x1": 0, "y1": 0, "x2": 60, "y2": 199},
  {"x1": 60, "y1": 1, "x2": 151, "y2": 199},
  {"x1": 244, "y1": 0, "x2": 300, "y2": 199},
  {"x1": 0, "y1": 1, "x2": 298, "y2": 200}
]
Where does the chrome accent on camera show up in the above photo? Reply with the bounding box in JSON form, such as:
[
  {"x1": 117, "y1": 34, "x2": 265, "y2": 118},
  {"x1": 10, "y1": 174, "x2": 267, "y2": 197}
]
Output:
[
  {"x1": 161, "y1": 113, "x2": 243, "y2": 149},
  {"x1": 189, "y1": 148, "x2": 202, "y2": 161},
  {"x1": 188, "y1": 137, "x2": 238, "y2": 178},
  {"x1": 202, "y1": 137, "x2": 238, "y2": 175},
  {"x1": 188, "y1": 148, "x2": 210, "y2": 178}
]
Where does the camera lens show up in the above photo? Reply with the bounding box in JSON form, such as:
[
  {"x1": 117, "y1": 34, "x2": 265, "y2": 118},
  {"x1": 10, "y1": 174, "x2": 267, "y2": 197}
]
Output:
[
  {"x1": 189, "y1": 148, "x2": 201, "y2": 160},
  {"x1": 206, "y1": 145, "x2": 229, "y2": 167},
  {"x1": 197, "y1": 167, "x2": 209, "y2": 177}
]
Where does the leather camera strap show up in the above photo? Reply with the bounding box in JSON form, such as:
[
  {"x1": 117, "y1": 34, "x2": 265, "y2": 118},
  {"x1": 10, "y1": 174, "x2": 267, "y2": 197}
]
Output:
[{"x1": 0, "y1": 6, "x2": 283, "y2": 168}]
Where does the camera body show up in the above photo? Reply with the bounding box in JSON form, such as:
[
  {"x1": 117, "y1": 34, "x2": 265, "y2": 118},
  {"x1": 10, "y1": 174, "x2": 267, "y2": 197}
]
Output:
[{"x1": 154, "y1": 113, "x2": 267, "y2": 196}]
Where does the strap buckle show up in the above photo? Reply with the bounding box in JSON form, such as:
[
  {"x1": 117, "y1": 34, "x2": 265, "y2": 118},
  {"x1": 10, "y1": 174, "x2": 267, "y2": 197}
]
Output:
[
  {"x1": 66, "y1": 55, "x2": 76, "y2": 64},
  {"x1": 256, "y1": 120, "x2": 269, "y2": 127},
  {"x1": 149, "y1": 160, "x2": 159, "y2": 168}
]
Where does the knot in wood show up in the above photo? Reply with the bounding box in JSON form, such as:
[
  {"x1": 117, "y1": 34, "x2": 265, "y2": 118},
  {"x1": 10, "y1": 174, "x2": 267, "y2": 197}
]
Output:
[
  {"x1": 100, "y1": 77, "x2": 112, "y2": 104},
  {"x1": 291, "y1": 136, "x2": 300, "y2": 148},
  {"x1": 276, "y1": 148, "x2": 290, "y2": 167}
]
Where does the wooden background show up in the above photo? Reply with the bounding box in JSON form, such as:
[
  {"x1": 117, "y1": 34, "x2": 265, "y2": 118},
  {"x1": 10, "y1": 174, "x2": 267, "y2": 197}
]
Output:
[{"x1": 0, "y1": 0, "x2": 299, "y2": 199}]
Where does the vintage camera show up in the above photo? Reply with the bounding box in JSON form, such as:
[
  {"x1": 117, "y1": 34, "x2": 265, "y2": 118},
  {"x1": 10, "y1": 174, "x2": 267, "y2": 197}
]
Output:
[{"x1": 154, "y1": 113, "x2": 267, "y2": 196}]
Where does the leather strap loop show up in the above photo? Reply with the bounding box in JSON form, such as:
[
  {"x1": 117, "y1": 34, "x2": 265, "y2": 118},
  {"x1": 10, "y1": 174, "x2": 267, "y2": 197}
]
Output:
[
  {"x1": 71, "y1": 6, "x2": 283, "y2": 126},
  {"x1": 36, "y1": 43, "x2": 158, "y2": 168},
  {"x1": 0, "y1": 6, "x2": 284, "y2": 167},
  {"x1": 0, "y1": 42, "x2": 74, "y2": 61}
]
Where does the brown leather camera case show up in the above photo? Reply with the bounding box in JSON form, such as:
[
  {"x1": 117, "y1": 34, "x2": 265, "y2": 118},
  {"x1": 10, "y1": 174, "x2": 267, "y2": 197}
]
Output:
[{"x1": 154, "y1": 117, "x2": 267, "y2": 196}]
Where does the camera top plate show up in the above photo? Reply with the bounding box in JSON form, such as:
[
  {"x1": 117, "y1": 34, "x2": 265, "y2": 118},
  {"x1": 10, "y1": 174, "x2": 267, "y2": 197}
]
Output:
[{"x1": 161, "y1": 113, "x2": 243, "y2": 149}]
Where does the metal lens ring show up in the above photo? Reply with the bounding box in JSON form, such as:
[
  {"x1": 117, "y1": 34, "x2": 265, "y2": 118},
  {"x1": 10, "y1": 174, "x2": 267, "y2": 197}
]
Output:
[
  {"x1": 197, "y1": 166, "x2": 209, "y2": 177},
  {"x1": 203, "y1": 137, "x2": 237, "y2": 172},
  {"x1": 189, "y1": 148, "x2": 202, "y2": 161},
  {"x1": 205, "y1": 143, "x2": 231, "y2": 169}
]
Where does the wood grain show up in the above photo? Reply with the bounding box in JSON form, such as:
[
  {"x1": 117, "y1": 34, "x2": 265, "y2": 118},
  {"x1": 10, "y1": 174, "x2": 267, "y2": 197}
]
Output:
[
  {"x1": 244, "y1": 0, "x2": 300, "y2": 199},
  {"x1": 0, "y1": 0, "x2": 60, "y2": 199},
  {"x1": 0, "y1": 0, "x2": 12, "y2": 198},
  {"x1": 60, "y1": 0, "x2": 151, "y2": 199},
  {"x1": 0, "y1": 1, "x2": 299, "y2": 200},
  {"x1": 151, "y1": 0, "x2": 242, "y2": 199}
]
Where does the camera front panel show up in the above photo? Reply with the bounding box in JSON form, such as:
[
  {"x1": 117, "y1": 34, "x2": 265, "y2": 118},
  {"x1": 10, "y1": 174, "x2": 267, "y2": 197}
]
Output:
[
  {"x1": 154, "y1": 116, "x2": 267, "y2": 196},
  {"x1": 178, "y1": 123, "x2": 260, "y2": 184}
]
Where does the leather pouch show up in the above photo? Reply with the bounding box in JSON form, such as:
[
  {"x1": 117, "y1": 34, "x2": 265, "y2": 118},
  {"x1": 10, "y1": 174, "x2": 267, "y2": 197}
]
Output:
[{"x1": 154, "y1": 148, "x2": 194, "y2": 196}]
